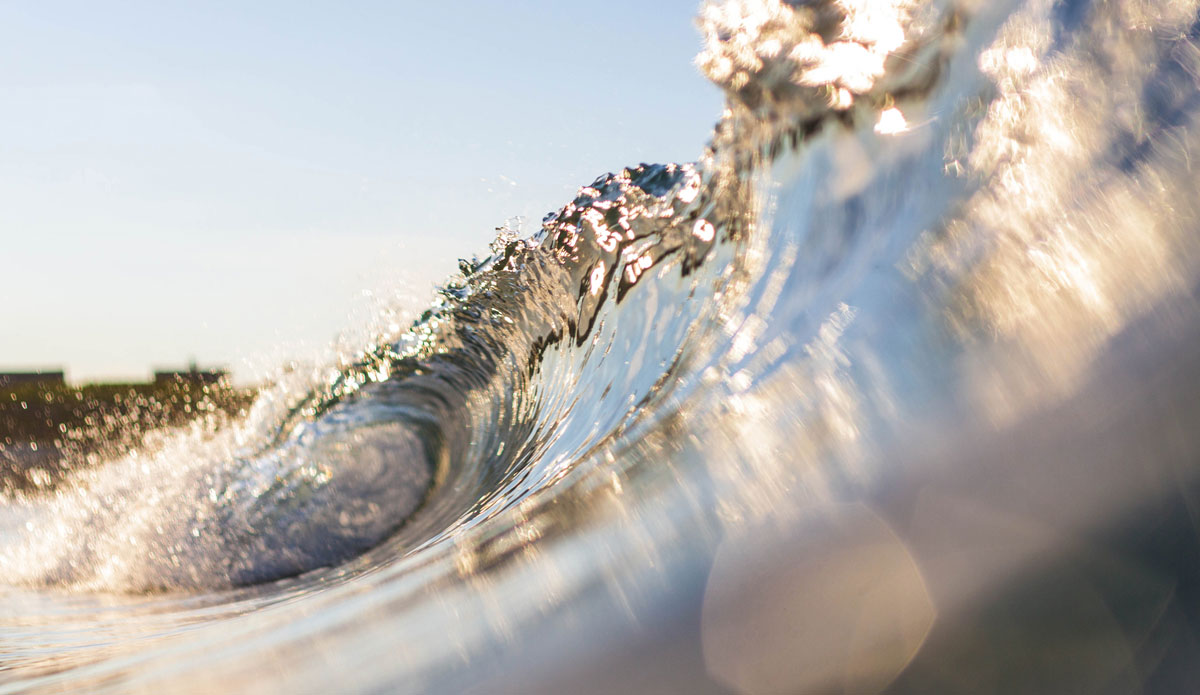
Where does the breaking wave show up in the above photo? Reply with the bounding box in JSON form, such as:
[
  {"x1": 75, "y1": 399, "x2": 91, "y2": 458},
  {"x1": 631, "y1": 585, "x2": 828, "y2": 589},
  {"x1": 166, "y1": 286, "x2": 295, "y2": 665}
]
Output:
[{"x1": 4, "y1": 0, "x2": 1200, "y2": 692}]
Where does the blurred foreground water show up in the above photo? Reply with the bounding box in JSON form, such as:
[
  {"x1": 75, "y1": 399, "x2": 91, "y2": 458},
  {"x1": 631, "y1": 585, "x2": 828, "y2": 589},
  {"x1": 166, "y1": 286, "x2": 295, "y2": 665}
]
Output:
[{"x1": 4, "y1": 0, "x2": 1200, "y2": 692}]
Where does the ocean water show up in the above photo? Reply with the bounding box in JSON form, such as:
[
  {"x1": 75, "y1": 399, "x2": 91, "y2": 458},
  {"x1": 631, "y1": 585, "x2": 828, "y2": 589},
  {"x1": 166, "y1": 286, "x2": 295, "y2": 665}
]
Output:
[{"x1": 4, "y1": 0, "x2": 1200, "y2": 692}]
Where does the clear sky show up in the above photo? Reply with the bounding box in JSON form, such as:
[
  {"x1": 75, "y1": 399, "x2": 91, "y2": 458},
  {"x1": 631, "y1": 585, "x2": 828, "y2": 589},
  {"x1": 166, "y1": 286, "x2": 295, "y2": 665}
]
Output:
[{"x1": 0, "y1": 1, "x2": 723, "y2": 384}]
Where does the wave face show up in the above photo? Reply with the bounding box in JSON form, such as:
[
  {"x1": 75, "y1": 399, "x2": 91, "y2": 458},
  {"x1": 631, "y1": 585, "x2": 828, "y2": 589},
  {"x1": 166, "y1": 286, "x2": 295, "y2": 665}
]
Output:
[{"x1": 5, "y1": 0, "x2": 1200, "y2": 691}]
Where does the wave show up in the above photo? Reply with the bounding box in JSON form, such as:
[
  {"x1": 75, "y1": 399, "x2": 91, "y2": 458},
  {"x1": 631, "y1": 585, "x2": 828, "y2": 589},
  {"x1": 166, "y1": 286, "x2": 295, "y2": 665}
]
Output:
[{"x1": 4, "y1": 0, "x2": 1200, "y2": 691}]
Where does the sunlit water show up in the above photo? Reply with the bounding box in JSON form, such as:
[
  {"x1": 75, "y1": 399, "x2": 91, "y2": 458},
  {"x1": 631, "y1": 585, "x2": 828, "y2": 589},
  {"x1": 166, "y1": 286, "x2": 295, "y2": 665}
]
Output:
[{"x1": 4, "y1": 0, "x2": 1200, "y2": 692}]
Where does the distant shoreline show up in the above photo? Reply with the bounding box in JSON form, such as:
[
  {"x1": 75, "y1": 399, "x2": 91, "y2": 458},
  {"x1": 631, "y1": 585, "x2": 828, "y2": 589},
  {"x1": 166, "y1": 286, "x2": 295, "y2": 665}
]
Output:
[{"x1": 1, "y1": 379, "x2": 257, "y2": 493}]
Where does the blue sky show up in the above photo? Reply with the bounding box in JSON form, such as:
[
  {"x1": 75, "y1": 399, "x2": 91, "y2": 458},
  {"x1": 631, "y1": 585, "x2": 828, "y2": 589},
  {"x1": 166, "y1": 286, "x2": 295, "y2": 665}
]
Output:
[{"x1": 0, "y1": 1, "x2": 723, "y2": 383}]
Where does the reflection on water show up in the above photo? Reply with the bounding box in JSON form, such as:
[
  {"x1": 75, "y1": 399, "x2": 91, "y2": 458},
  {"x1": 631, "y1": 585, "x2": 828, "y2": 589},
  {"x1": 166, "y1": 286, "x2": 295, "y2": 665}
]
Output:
[{"x1": 4, "y1": 0, "x2": 1200, "y2": 692}]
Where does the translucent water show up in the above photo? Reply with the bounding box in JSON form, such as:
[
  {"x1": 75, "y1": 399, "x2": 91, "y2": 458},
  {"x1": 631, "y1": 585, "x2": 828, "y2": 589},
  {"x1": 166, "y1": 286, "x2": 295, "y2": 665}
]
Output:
[{"x1": 4, "y1": 0, "x2": 1200, "y2": 692}]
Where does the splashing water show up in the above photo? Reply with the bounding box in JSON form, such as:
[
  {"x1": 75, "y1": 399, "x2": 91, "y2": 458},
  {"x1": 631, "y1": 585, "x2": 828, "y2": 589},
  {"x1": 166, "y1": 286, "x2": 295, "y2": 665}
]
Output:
[{"x1": 4, "y1": 0, "x2": 1200, "y2": 692}]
